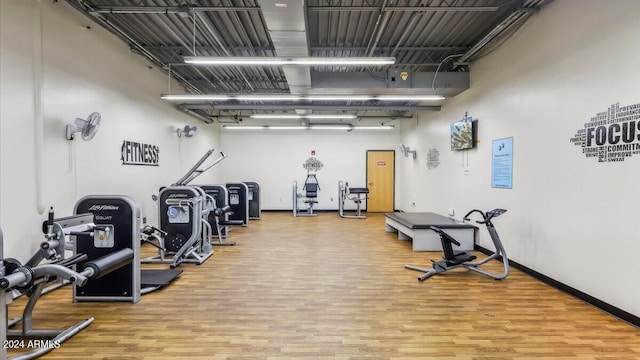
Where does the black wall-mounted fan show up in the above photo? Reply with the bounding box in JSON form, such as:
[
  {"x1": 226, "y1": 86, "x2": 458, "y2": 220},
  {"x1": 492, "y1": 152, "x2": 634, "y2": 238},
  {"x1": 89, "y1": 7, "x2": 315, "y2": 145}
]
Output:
[
  {"x1": 177, "y1": 125, "x2": 198, "y2": 138},
  {"x1": 66, "y1": 112, "x2": 101, "y2": 141}
]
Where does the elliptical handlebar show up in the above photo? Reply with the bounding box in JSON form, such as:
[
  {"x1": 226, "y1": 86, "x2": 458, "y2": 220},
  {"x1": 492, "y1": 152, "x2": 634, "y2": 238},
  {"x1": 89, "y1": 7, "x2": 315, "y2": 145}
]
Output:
[
  {"x1": 463, "y1": 208, "x2": 507, "y2": 224},
  {"x1": 463, "y1": 209, "x2": 486, "y2": 223}
]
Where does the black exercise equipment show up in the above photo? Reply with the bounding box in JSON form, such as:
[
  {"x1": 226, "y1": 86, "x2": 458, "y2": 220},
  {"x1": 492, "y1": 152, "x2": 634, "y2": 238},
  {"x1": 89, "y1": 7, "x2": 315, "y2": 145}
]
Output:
[
  {"x1": 338, "y1": 180, "x2": 370, "y2": 219},
  {"x1": 146, "y1": 149, "x2": 228, "y2": 267},
  {"x1": 146, "y1": 186, "x2": 213, "y2": 268},
  {"x1": 74, "y1": 195, "x2": 181, "y2": 298},
  {"x1": 0, "y1": 223, "x2": 135, "y2": 359},
  {"x1": 293, "y1": 156, "x2": 324, "y2": 217},
  {"x1": 198, "y1": 185, "x2": 228, "y2": 238},
  {"x1": 210, "y1": 205, "x2": 240, "y2": 245},
  {"x1": 405, "y1": 208, "x2": 510, "y2": 281},
  {"x1": 197, "y1": 185, "x2": 243, "y2": 243},
  {"x1": 244, "y1": 181, "x2": 261, "y2": 220},
  {"x1": 293, "y1": 174, "x2": 320, "y2": 217},
  {"x1": 226, "y1": 183, "x2": 249, "y2": 227}
]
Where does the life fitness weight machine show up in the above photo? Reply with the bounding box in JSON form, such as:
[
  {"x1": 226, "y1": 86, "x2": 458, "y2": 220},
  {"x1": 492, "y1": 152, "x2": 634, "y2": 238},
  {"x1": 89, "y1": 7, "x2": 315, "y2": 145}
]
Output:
[
  {"x1": 293, "y1": 155, "x2": 324, "y2": 217},
  {"x1": 144, "y1": 149, "x2": 227, "y2": 268},
  {"x1": 0, "y1": 212, "x2": 135, "y2": 360},
  {"x1": 338, "y1": 181, "x2": 370, "y2": 219},
  {"x1": 74, "y1": 195, "x2": 182, "y2": 296}
]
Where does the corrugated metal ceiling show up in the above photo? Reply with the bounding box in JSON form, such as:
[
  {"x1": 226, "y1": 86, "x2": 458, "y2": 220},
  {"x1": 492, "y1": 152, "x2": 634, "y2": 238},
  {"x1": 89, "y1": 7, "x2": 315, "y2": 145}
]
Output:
[{"x1": 65, "y1": 0, "x2": 552, "y2": 122}]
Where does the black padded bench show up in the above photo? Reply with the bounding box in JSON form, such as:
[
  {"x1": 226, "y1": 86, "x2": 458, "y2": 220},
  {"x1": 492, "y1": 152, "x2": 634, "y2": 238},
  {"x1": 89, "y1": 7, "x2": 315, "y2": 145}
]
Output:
[{"x1": 384, "y1": 212, "x2": 477, "y2": 251}]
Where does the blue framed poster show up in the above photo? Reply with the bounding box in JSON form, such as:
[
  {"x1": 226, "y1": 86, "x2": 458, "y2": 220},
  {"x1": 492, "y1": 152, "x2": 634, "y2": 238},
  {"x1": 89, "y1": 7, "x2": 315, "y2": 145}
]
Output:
[{"x1": 491, "y1": 137, "x2": 513, "y2": 189}]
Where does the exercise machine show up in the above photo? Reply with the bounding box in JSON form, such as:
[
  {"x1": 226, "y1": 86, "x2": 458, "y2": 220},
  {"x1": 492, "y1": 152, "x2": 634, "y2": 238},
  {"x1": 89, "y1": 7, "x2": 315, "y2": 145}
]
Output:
[
  {"x1": 405, "y1": 208, "x2": 509, "y2": 281},
  {"x1": 292, "y1": 178, "x2": 319, "y2": 217},
  {"x1": 75, "y1": 195, "x2": 182, "y2": 297},
  {"x1": 0, "y1": 221, "x2": 134, "y2": 359},
  {"x1": 226, "y1": 183, "x2": 249, "y2": 227},
  {"x1": 338, "y1": 180, "x2": 370, "y2": 219},
  {"x1": 197, "y1": 185, "x2": 243, "y2": 245},
  {"x1": 244, "y1": 182, "x2": 261, "y2": 220},
  {"x1": 293, "y1": 156, "x2": 324, "y2": 217},
  {"x1": 145, "y1": 186, "x2": 213, "y2": 268},
  {"x1": 9, "y1": 208, "x2": 80, "y2": 298},
  {"x1": 146, "y1": 149, "x2": 227, "y2": 267}
]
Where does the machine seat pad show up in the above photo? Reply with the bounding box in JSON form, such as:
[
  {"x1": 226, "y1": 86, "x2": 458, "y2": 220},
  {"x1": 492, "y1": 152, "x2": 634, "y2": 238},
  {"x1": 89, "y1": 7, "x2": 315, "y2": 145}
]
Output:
[{"x1": 447, "y1": 252, "x2": 477, "y2": 265}]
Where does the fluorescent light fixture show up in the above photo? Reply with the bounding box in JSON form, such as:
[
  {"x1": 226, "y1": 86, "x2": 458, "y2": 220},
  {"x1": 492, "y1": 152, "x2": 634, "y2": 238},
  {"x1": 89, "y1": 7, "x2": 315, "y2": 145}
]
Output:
[
  {"x1": 269, "y1": 126, "x2": 308, "y2": 130},
  {"x1": 183, "y1": 56, "x2": 396, "y2": 66},
  {"x1": 309, "y1": 124, "x2": 352, "y2": 130},
  {"x1": 222, "y1": 124, "x2": 394, "y2": 131},
  {"x1": 162, "y1": 94, "x2": 445, "y2": 102},
  {"x1": 352, "y1": 125, "x2": 395, "y2": 130},
  {"x1": 223, "y1": 125, "x2": 265, "y2": 130},
  {"x1": 250, "y1": 114, "x2": 357, "y2": 120}
]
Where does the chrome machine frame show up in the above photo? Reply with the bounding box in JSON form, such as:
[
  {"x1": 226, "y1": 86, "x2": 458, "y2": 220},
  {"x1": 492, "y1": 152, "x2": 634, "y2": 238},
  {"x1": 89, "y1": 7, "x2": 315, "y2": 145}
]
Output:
[{"x1": 338, "y1": 180, "x2": 369, "y2": 219}]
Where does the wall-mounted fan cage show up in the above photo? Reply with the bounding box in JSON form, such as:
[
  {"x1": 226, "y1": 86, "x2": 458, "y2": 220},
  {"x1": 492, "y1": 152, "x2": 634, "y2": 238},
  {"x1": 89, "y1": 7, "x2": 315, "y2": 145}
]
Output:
[
  {"x1": 400, "y1": 144, "x2": 417, "y2": 159},
  {"x1": 177, "y1": 125, "x2": 198, "y2": 138},
  {"x1": 66, "y1": 112, "x2": 101, "y2": 141}
]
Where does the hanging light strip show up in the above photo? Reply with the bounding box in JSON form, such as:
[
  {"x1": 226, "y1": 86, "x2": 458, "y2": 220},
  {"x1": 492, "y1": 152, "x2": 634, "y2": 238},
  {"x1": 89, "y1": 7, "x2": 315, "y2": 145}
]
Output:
[
  {"x1": 183, "y1": 56, "x2": 396, "y2": 66},
  {"x1": 351, "y1": 125, "x2": 395, "y2": 130},
  {"x1": 161, "y1": 94, "x2": 445, "y2": 102},
  {"x1": 222, "y1": 125, "x2": 395, "y2": 131},
  {"x1": 250, "y1": 114, "x2": 358, "y2": 120}
]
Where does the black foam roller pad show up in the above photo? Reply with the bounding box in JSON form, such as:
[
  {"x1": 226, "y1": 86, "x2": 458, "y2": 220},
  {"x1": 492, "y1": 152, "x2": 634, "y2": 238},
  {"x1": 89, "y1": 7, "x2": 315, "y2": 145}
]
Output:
[{"x1": 83, "y1": 248, "x2": 134, "y2": 280}]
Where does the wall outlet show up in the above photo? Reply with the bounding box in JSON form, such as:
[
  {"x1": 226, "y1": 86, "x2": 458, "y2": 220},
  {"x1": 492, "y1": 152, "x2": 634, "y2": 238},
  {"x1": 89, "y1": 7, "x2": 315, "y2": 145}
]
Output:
[
  {"x1": 411, "y1": 202, "x2": 416, "y2": 207},
  {"x1": 448, "y1": 208, "x2": 455, "y2": 217}
]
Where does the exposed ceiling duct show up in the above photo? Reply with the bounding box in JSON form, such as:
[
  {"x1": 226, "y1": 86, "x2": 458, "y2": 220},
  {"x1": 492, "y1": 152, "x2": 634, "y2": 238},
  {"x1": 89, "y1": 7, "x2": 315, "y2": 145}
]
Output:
[
  {"x1": 257, "y1": 0, "x2": 311, "y2": 95},
  {"x1": 63, "y1": 0, "x2": 554, "y2": 123}
]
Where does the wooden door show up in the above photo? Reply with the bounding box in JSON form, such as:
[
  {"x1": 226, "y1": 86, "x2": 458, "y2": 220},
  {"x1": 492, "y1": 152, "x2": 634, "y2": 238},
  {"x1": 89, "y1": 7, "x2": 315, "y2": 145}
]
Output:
[{"x1": 366, "y1": 150, "x2": 395, "y2": 212}]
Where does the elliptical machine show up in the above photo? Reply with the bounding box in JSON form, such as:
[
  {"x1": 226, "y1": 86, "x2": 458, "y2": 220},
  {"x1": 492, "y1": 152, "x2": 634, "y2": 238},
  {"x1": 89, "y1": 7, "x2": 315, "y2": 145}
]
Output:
[{"x1": 405, "y1": 208, "x2": 509, "y2": 281}]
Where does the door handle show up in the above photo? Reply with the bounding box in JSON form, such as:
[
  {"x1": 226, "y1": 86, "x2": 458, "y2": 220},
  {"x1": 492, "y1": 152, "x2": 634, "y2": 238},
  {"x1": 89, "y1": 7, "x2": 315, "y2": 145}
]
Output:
[{"x1": 368, "y1": 182, "x2": 374, "y2": 185}]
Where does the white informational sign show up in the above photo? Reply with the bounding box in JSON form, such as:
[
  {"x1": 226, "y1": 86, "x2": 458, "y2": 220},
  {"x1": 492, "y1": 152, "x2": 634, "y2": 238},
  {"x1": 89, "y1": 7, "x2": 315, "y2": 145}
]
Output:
[{"x1": 492, "y1": 137, "x2": 513, "y2": 189}]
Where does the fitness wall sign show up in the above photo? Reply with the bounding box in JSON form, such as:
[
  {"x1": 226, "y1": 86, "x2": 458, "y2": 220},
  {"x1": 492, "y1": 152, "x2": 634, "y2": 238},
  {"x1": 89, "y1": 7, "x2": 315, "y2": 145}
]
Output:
[
  {"x1": 121, "y1": 140, "x2": 160, "y2": 166},
  {"x1": 427, "y1": 148, "x2": 440, "y2": 169},
  {"x1": 570, "y1": 101, "x2": 640, "y2": 162}
]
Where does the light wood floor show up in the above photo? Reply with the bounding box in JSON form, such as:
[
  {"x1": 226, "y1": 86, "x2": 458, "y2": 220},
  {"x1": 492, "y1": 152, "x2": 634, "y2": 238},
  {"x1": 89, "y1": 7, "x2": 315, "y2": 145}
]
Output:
[{"x1": 7, "y1": 212, "x2": 640, "y2": 359}]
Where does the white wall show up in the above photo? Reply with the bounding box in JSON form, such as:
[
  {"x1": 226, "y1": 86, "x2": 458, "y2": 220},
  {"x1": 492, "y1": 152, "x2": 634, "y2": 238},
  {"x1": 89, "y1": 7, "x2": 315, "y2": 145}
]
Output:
[
  {"x1": 219, "y1": 129, "x2": 402, "y2": 210},
  {"x1": 399, "y1": 0, "x2": 640, "y2": 317},
  {"x1": 0, "y1": 1, "x2": 220, "y2": 262}
]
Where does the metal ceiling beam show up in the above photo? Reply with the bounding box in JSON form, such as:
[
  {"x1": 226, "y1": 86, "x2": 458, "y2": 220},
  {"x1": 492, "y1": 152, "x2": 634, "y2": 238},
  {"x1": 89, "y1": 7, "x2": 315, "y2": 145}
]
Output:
[
  {"x1": 307, "y1": 6, "x2": 501, "y2": 12},
  {"x1": 311, "y1": 46, "x2": 469, "y2": 52},
  {"x1": 181, "y1": 104, "x2": 441, "y2": 111},
  {"x1": 89, "y1": 6, "x2": 261, "y2": 14},
  {"x1": 89, "y1": 5, "x2": 500, "y2": 14},
  {"x1": 139, "y1": 45, "x2": 469, "y2": 52}
]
